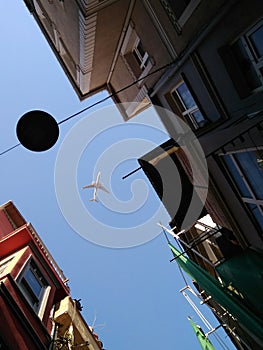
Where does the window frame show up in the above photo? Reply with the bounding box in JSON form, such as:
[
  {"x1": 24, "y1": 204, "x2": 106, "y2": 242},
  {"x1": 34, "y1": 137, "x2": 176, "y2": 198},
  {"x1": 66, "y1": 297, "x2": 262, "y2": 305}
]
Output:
[
  {"x1": 222, "y1": 147, "x2": 263, "y2": 230},
  {"x1": 121, "y1": 23, "x2": 154, "y2": 83},
  {"x1": 160, "y1": 0, "x2": 201, "y2": 30},
  {"x1": 177, "y1": 0, "x2": 201, "y2": 27},
  {"x1": 171, "y1": 79, "x2": 207, "y2": 129},
  {"x1": 18, "y1": 258, "x2": 49, "y2": 314},
  {"x1": 132, "y1": 38, "x2": 149, "y2": 71},
  {"x1": 219, "y1": 18, "x2": 263, "y2": 98},
  {"x1": 243, "y1": 20, "x2": 263, "y2": 83}
]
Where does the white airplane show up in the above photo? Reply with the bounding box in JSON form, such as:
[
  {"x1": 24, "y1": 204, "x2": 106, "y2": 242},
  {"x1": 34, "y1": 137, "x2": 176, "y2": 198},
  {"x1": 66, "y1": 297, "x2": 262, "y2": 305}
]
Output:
[{"x1": 82, "y1": 171, "x2": 110, "y2": 202}]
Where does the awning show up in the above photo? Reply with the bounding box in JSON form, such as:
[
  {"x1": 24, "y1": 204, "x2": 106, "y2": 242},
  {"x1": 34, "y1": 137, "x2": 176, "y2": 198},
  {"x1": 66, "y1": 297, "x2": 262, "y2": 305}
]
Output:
[{"x1": 138, "y1": 138, "x2": 206, "y2": 230}]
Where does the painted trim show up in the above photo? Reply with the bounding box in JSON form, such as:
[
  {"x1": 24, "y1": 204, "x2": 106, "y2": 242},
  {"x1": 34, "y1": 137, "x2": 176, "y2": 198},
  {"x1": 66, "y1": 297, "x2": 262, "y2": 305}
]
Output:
[
  {"x1": 178, "y1": 0, "x2": 201, "y2": 27},
  {"x1": 143, "y1": 0, "x2": 178, "y2": 58}
]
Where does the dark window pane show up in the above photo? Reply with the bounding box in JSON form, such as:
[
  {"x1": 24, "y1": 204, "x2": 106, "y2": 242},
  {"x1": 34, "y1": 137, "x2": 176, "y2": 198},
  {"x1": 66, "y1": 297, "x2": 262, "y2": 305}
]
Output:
[
  {"x1": 224, "y1": 155, "x2": 251, "y2": 198},
  {"x1": 133, "y1": 50, "x2": 142, "y2": 66},
  {"x1": 249, "y1": 25, "x2": 263, "y2": 58},
  {"x1": 224, "y1": 151, "x2": 263, "y2": 230},
  {"x1": 19, "y1": 261, "x2": 48, "y2": 312},
  {"x1": 24, "y1": 269, "x2": 42, "y2": 298},
  {"x1": 176, "y1": 82, "x2": 195, "y2": 109},
  {"x1": 247, "y1": 203, "x2": 263, "y2": 229},
  {"x1": 192, "y1": 110, "x2": 205, "y2": 123},
  {"x1": 231, "y1": 40, "x2": 261, "y2": 90},
  {"x1": 125, "y1": 52, "x2": 142, "y2": 78},
  {"x1": 21, "y1": 278, "x2": 39, "y2": 306},
  {"x1": 235, "y1": 151, "x2": 263, "y2": 200},
  {"x1": 137, "y1": 41, "x2": 145, "y2": 58},
  {"x1": 171, "y1": 90, "x2": 184, "y2": 111}
]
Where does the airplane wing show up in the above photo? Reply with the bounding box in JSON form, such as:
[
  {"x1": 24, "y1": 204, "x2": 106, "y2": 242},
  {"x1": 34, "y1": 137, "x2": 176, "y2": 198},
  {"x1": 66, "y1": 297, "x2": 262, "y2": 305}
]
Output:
[
  {"x1": 97, "y1": 183, "x2": 110, "y2": 193},
  {"x1": 82, "y1": 184, "x2": 95, "y2": 189}
]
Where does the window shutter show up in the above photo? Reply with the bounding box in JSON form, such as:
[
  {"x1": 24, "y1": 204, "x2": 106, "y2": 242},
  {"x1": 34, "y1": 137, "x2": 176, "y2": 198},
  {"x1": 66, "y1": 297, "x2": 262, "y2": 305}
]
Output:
[{"x1": 124, "y1": 52, "x2": 142, "y2": 79}]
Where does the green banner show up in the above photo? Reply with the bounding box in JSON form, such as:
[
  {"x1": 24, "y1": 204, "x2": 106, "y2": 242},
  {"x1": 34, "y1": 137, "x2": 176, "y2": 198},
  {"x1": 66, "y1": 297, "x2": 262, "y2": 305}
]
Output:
[
  {"x1": 188, "y1": 317, "x2": 215, "y2": 350},
  {"x1": 169, "y1": 243, "x2": 263, "y2": 342}
]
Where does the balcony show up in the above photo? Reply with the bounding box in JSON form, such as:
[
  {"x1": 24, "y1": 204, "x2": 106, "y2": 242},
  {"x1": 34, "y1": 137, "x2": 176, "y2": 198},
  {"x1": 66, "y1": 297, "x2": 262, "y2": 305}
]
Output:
[
  {"x1": 53, "y1": 296, "x2": 104, "y2": 350},
  {"x1": 163, "y1": 214, "x2": 243, "y2": 278}
]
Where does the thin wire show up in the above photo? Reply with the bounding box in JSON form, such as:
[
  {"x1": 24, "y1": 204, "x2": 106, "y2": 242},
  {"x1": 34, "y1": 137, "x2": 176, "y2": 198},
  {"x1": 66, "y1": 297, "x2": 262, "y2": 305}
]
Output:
[
  {"x1": 0, "y1": 60, "x2": 176, "y2": 156},
  {"x1": 177, "y1": 260, "x2": 188, "y2": 286},
  {"x1": 161, "y1": 223, "x2": 189, "y2": 286},
  {"x1": 212, "y1": 327, "x2": 231, "y2": 350},
  {"x1": 173, "y1": 235, "x2": 190, "y2": 286},
  {"x1": 161, "y1": 223, "x2": 170, "y2": 244},
  {"x1": 0, "y1": 143, "x2": 20, "y2": 156},
  {"x1": 57, "y1": 60, "x2": 176, "y2": 125}
]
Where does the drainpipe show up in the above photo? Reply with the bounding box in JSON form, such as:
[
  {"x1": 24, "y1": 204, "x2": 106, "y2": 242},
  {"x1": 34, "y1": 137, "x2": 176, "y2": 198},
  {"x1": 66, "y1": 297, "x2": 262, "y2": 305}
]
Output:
[{"x1": 49, "y1": 305, "x2": 58, "y2": 350}]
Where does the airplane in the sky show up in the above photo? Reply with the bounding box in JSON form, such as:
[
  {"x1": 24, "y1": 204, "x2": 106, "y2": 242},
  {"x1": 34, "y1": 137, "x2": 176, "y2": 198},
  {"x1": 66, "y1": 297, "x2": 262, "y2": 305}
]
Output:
[{"x1": 82, "y1": 171, "x2": 110, "y2": 202}]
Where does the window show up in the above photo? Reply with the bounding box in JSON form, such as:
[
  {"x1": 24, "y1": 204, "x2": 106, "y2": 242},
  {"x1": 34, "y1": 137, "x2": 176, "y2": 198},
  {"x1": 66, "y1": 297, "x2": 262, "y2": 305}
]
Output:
[
  {"x1": 121, "y1": 24, "x2": 154, "y2": 82},
  {"x1": 219, "y1": 19, "x2": 263, "y2": 98},
  {"x1": 171, "y1": 80, "x2": 207, "y2": 129},
  {"x1": 18, "y1": 260, "x2": 49, "y2": 313},
  {"x1": 223, "y1": 149, "x2": 263, "y2": 230},
  {"x1": 132, "y1": 38, "x2": 149, "y2": 71}
]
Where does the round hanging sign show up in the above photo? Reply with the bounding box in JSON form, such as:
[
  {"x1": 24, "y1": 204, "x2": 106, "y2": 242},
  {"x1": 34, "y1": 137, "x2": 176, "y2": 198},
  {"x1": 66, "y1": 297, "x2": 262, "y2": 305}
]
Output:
[{"x1": 16, "y1": 110, "x2": 59, "y2": 152}]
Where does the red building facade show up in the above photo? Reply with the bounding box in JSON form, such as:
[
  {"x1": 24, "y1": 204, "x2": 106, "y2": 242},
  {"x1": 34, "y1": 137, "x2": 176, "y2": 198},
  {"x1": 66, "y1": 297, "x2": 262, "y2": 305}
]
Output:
[{"x1": 0, "y1": 201, "x2": 104, "y2": 350}]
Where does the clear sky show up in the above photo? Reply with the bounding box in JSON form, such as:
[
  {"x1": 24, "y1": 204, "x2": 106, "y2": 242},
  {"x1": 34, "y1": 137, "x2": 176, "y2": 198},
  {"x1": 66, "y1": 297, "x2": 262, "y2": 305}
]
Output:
[{"x1": 0, "y1": 2, "x2": 236, "y2": 349}]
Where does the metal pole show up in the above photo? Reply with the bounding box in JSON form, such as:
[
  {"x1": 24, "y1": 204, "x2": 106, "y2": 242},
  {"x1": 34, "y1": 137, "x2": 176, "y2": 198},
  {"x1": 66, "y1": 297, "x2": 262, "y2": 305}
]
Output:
[{"x1": 122, "y1": 167, "x2": 142, "y2": 180}]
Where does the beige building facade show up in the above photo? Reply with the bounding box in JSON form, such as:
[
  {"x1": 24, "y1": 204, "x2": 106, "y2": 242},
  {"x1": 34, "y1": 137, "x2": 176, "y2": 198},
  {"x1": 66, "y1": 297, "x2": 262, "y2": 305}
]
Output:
[{"x1": 24, "y1": 0, "x2": 224, "y2": 119}]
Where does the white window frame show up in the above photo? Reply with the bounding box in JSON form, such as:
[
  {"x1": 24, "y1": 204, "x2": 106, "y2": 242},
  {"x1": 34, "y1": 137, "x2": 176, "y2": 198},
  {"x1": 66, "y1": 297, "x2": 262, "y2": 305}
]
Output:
[
  {"x1": 223, "y1": 148, "x2": 263, "y2": 229},
  {"x1": 121, "y1": 23, "x2": 154, "y2": 84},
  {"x1": 227, "y1": 152, "x2": 263, "y2": 208},
  {"x1": 18, "y1": 258, "x2": 50, "y2": 317},
  {"x1": 224, "y1": 18, "x2": 263, "y2": 97},
  {"x1": 242, "y1": 20, "x2": 263, "y2": 85},
  {"x1": 171, "y1": 80, "x2": 206, "y2": 129},
  {"x1": 132, "y1": 37, "x2": 149, "y2": 71}
]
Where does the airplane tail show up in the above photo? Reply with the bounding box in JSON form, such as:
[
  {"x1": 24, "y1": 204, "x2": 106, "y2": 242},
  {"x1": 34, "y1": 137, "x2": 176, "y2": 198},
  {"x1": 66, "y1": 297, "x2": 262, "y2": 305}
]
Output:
[{"x1": 90, "y1": 198, "x2": 99, "y2": 202}]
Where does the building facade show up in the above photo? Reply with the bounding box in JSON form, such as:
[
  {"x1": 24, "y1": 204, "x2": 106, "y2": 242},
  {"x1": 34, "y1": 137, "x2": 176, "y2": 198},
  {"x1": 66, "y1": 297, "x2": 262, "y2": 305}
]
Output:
[
  {"x1": 138, "y1": 1, "x2": 263, "y2": 349},
  {"x1": 149, "y1": 0, "x2": 263, "y2": 252},
  {"x1": 0, "y1": 201, "x2": 104, "y2": 350},
  {"x1": 23, "y1": 0, "x2": 181, "y2": 118}
]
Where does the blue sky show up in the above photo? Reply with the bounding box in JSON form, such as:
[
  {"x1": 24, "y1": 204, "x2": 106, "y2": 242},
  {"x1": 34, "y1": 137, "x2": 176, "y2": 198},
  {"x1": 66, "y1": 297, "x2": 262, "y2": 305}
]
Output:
[{"x1": 0, "y1": 2, "x2": 236, "y2": 349}]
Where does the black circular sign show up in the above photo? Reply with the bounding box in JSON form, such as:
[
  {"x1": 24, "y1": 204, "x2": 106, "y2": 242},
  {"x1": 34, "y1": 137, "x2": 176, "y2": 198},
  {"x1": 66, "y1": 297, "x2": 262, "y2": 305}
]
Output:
[{"x1": 16, "y1": 110, "x2": 59, "y2": 152}]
